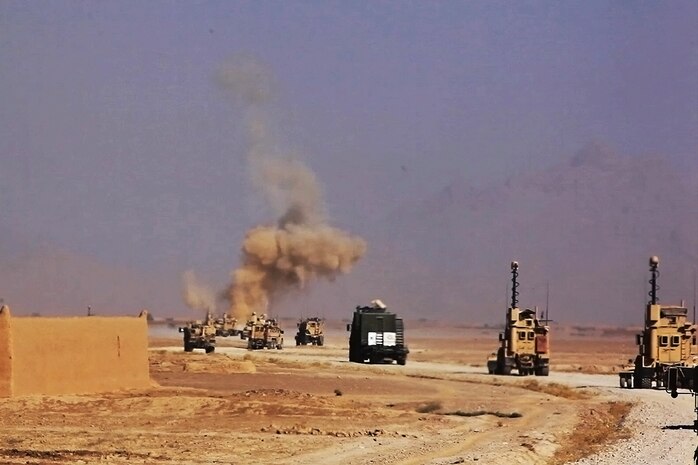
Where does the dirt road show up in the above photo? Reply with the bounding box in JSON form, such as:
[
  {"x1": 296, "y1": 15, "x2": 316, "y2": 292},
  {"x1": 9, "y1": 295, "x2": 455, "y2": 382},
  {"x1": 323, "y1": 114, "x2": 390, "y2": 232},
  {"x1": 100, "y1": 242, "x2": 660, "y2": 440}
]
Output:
[{"x1": 0, "y1": 327, "x2": 693, "y2": 464}]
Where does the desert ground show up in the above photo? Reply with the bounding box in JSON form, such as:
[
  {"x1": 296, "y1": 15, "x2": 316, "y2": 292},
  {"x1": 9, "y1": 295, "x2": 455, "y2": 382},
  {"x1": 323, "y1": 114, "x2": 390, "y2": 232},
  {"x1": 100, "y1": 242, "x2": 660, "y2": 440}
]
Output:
[{"x1": 0, "y1": 321, "x2": 694, "y2": 465}]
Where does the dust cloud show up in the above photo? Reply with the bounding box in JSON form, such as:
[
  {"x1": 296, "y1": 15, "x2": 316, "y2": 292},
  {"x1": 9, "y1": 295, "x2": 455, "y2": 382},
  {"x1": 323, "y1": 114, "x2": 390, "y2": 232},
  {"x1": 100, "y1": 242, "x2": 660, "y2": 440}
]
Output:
[
  {"x1": 181, "y1": 270, "x2": 216, "y2": 314},
  {"x1": 216, "y1": 56, "x2": 366, "y2": 320}
]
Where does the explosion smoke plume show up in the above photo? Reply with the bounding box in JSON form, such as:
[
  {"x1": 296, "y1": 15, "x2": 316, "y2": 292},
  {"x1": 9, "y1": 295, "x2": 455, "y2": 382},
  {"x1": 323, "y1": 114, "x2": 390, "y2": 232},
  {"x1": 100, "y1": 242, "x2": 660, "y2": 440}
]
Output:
[
  {"x1": 217, "y1": 56, "x2": 366, "y2": 320},
  {"x1": 181, "y1": 270, "x2": 216, "y2": 314}
]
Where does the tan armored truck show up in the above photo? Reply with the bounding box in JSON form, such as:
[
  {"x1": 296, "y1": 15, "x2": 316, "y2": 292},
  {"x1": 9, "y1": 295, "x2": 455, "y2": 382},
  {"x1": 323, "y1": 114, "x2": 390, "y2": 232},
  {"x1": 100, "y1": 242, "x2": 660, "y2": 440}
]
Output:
[
  {"x1": 213, "y1": 313, "x2": 239, "y2": 337},
  {"x1": 179, "y1": 311, "x2": 217, "y2": 353},
  {"x1": 619, "y1": 256, "x2": 697, "y2": 389},
  {"x1": 487, "y1": 261, "x2": 550, "y2": 376},
  {"x1": 247, "y1": 314, "x2": 284, "y2": 350},
  {"x1": 240, "y1": 313, "x2": 258, "y2": 340},
  {"x1": 295, "y1": 317, "x2": 325, "y2": 346}
]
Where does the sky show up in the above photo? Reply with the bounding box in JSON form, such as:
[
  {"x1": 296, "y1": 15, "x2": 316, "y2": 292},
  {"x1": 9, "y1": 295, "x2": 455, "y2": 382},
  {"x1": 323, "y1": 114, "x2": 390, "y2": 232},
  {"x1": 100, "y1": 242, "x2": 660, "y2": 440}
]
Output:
[{"x1": 0, "y1": 1, "x2": 697, "y2": 321}]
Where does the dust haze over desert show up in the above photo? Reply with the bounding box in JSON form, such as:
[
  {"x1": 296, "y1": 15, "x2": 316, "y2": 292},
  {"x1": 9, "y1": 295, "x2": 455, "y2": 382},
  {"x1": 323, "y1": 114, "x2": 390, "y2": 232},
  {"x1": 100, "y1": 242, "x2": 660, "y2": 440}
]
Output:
[
  {"x1": 0, "y1": 2, "x2": 696, "y2": 326},
  {"x1": 2, "y1": 4, "x2": 698, "y2": 465}
]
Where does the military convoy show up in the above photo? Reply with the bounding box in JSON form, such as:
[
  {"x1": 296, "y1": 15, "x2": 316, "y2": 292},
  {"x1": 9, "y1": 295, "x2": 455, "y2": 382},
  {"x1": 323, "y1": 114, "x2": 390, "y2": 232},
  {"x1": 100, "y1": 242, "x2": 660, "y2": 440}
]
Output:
[
  {"x1": 247, "y1": 315, "x2": 284, "y2": 350},
  {"x1": 619, "y1": 256, "x2": 697, "y2": 389},
  {"x1": 347, "y1": 299, "x2": 409, "y2": 365},
  {"x1": 487, "y1": 261, "x2": 550, "y2": 376},
  {"x1": 213, "y1": 313, "x2": 239, "y2": 337},
  {"x1": 179, "y1": 311, "x2": 245, "y2": 353},
  {"x1": 295, "y1": 317, "x2": 325, "y2": 346},
  {"x1": 179, "y1": 312, "x2": 217, "y2": 353}
]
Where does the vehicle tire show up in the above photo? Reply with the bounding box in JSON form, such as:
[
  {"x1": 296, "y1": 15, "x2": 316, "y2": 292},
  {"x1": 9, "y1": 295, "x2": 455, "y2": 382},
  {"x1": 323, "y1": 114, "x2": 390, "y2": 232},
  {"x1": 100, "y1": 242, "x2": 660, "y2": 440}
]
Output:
[
  {"x1": 397, "y1": 356, "x2": 406, "y2": 366},
  {"x1": 295, "y1": 338, "x2": 300, "y2": 346},
  {"x1": 205, "y1": 346, "x2": 215, "y2": 354},
  {"x1": 539, "y1": 366, "x2": 549, "y2": 376},
  {"x1": 640, "y1": 377, "x2": 652, "y2": 389},
  {"x1": 318, "y1": 336, "x2": 324, "y2": 347},
  {"x1": 277, "y1": 344, "x2": 283, "y2": 350},
  {"x1": 619, "y1": 377, "x2": 626, "y2": 388},
  {"x1": 501, "y1": 365, "x2": 512, "y2": 376},
  {"x1": 184, "y1": 343, "x2": 194, "y2": 352}
]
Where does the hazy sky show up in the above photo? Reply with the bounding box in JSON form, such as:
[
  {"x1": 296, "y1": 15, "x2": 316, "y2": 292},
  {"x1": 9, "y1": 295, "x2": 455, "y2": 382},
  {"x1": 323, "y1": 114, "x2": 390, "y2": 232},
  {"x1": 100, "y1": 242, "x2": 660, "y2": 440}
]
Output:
[{"x1": 1, "y1": 1, "x2": 696, "y2": 318}]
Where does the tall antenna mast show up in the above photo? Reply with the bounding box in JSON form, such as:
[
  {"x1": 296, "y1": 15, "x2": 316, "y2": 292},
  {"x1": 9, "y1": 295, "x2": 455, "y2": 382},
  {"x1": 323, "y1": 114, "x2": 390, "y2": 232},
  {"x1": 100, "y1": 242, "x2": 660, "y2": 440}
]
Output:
[
  {"x1": 545, "y1": 281, "x2": 550, "y2": 324},
  {"x1": 649, "y1": 255, "x2": 660, "y2": 305},
  {"x1": 693, "y1": 268, "x2": 696, "y2": 326},
  {"x1": 510, "y1": 261, "x2": 519, "y2": 309}
]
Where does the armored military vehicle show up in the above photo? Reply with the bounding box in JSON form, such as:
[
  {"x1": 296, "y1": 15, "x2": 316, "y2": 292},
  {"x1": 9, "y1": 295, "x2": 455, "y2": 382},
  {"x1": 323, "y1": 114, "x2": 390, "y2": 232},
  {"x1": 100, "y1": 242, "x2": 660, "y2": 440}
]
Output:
[
  {"x1": 347, "y1": 299, "x2": 408, "y2": 365},
  {"x1": 240, "y1": 313, "x2": 257, "y2": 340},
  {"x1": 665, "y1": 365, "x2": 698, "y2": 463},
  {"x1": 487, "y1": 261, "x2": 550, "y2": 376},
  {"x1": 179, "y1": 311, "x2": 217, "y2": 353},
  {"x1": 619, "y1": 256, "x2": 697, "y2": 389},
  {"x1": 247, "y1": 314, "x2": 284, "y2": 350},
  {"x1": 295, "y1": 317, "x2": 325, "y2": 346},
  {"x1": 213, "y1": 313, "x2": 239, "y2": 337}
]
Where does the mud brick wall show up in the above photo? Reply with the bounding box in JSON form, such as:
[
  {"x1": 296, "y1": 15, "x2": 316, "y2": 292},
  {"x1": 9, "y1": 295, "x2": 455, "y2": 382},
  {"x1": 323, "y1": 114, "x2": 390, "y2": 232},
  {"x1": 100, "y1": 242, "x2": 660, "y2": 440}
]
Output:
[{"x1": 0, "y1": 306, "x2": 150, "y2": 396}]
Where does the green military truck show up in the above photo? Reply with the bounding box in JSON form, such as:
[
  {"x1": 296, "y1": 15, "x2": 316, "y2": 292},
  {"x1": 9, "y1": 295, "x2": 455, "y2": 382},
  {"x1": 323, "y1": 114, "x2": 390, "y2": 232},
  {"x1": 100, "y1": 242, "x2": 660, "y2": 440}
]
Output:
[{"x1": 347, "y1": 300, "x2": 408, "y2": 365}]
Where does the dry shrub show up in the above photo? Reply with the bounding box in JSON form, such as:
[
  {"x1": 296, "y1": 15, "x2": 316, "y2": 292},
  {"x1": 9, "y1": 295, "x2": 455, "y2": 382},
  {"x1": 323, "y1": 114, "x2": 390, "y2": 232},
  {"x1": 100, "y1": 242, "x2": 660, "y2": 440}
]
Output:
[
  {"x1": 445, "y1": 410, "x2": 522, "y2": 418},
  {"x1": 519, "y1": 380, "x2": 593, "y2": 399},
  {"x1": 415, "y1": 401, "x2": 443, "y2": 413},
  {"x1": 550, "y1": 401, "x2": 632, "y2": 464}
]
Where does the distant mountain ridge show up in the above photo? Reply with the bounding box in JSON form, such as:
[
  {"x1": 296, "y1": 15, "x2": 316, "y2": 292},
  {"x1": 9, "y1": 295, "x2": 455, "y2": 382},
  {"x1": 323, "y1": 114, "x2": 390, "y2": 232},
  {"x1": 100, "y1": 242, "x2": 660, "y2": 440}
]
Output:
[{"x1": 355, "y1": 143, "x2": 698, "y2": 325}]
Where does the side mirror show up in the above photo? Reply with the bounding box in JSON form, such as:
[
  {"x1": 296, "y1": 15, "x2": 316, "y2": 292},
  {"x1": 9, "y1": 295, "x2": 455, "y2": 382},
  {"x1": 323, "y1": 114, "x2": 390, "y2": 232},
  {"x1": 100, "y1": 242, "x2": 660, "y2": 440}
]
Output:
[
  {"x1": 346, "y1": 324, "x2": 351, "y2": 332},
  {"x1": 178, "y1": 327, "x2": 185, "y2": 333}
]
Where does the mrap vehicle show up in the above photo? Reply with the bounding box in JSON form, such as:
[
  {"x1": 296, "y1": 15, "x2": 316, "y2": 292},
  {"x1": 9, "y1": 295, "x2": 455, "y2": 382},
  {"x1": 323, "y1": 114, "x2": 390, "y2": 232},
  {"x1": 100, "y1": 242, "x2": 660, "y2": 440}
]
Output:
[
  {"x1": 295, "y1": 317, "x2": 325, "y2": 346},
  {"x1": 619, "y1": 256, "x2": 697, "y2": 389},
  {"x1": 247, "y1": 314, "x2": 284, "y2": 350},
  {"x1": 347, "y1": 299, "x2": 408, "y2": 365},
  {"x1": 487, "y1": 261, "x2": 550, "y2": 376},
  {"x1": 179, "y1": 311, "x2": 217, "y2": 354}
]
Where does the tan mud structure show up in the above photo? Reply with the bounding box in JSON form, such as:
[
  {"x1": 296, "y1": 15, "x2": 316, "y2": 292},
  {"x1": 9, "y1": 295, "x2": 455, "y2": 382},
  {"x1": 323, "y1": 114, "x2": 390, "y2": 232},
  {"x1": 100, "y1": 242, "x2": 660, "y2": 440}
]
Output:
[{"x1": 0, "y1": 305, "x2": 150, "y2": 396}]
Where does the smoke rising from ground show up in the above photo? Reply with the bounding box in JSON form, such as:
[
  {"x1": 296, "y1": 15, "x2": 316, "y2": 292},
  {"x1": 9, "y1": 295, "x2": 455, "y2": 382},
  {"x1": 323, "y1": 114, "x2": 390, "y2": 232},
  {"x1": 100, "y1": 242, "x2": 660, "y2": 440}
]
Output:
[
  {"x1": 181, "y1": 270, "x2": 216, "y2": 315},
  {"x1": 216, "y1": 56, "x2": 366, "y2": 320}
]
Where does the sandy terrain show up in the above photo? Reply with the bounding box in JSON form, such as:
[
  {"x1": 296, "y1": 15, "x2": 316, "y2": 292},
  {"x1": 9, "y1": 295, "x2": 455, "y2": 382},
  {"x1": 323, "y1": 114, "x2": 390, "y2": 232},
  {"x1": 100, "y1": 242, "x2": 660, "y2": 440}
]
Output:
[{"x1": 0, "y1": 324, "x2": 691, "y2": 464}]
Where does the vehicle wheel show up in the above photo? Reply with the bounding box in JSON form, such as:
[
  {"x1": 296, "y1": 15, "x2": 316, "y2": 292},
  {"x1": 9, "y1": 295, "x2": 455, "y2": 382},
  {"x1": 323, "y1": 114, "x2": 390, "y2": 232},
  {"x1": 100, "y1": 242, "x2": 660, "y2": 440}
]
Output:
[
  {"x1": 318, "y1": 336, "x2": 324, "y2": 346},
  {"x1": 205, "y1": 346, "x2": 215, "y2": 354},
  {"x1": 277, "y1": 344, "x2": 283, "y2": 350},
  {"x1": 501, "y1": 365, "x2": 512, "y2": 376},
  {"x1": 619, "y1": 377, "x2": 626, "y2": 388},
  {"x1": 397, "y1": 356, "x2": 406, "y2": 366},
  {"x1": 295, "y1": 339, "x2": 300, "y2": 346},
  {"x1": 184, "y1": 343, "x2": 194, "y2": 352},
  {"x1": 640, "y1": 377, "x2": 652, "y2": 389}
]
